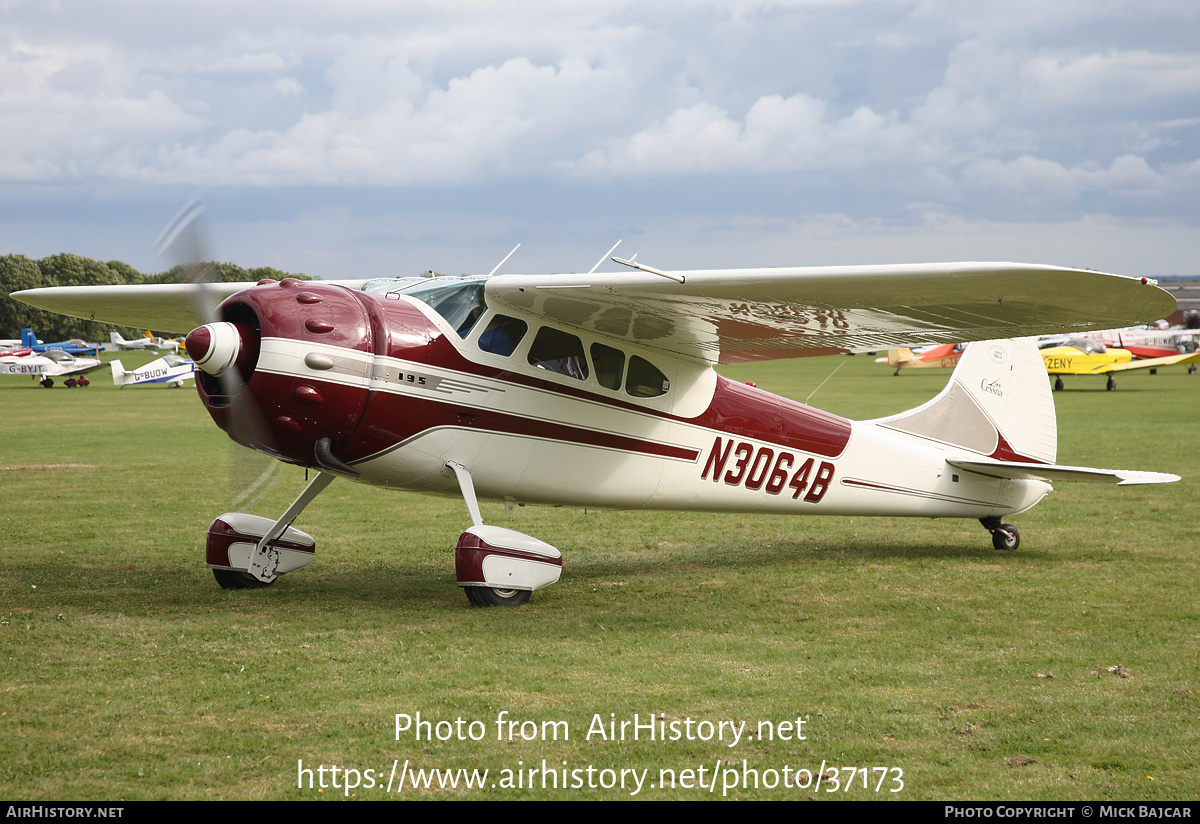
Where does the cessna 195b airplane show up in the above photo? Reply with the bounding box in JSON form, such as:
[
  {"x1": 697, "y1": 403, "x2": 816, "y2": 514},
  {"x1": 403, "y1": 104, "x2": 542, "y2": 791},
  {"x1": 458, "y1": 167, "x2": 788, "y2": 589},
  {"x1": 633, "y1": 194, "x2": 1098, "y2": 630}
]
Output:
[{"x1": 12, "y1": 256, "x2": 1181, "y2": 605}]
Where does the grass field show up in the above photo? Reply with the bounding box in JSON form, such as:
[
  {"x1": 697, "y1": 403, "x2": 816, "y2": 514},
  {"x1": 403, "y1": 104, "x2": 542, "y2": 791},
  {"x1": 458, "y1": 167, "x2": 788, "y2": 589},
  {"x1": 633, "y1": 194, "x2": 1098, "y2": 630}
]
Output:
[{"x1": 1, "y1": 351, "x2": 1196, "y2": 800}]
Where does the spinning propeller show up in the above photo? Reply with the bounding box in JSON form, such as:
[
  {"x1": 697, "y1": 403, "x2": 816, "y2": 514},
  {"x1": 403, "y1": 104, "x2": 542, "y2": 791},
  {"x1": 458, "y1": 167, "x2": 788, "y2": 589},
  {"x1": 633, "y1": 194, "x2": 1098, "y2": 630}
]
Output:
[{"x1": 156, "y1": 201, "x2": 299, "y2": 588}]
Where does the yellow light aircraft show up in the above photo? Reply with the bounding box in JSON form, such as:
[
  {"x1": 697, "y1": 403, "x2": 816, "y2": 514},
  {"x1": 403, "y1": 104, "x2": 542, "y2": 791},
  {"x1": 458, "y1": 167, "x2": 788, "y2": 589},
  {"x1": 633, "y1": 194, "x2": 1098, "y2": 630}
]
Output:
[{"x1": 1039, "y1": 336, "x2": 1200, "y2": 391}]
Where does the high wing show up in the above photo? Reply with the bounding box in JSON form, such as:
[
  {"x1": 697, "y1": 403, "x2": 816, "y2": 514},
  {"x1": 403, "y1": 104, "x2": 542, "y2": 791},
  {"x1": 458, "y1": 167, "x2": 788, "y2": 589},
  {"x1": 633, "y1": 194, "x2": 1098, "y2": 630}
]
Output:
[
  {"x1": 12, "y1": 263, "x2": 1174, "y2": 364},
  {"x1": 10, "y1": 281, "x2": 368, "y2": 334},
  {"x1": 12, "y1": 283, "x2": 264, "y2": 333},
  {"x1": 487, "y1": 262, "x2": 1175, "y2": 364}
]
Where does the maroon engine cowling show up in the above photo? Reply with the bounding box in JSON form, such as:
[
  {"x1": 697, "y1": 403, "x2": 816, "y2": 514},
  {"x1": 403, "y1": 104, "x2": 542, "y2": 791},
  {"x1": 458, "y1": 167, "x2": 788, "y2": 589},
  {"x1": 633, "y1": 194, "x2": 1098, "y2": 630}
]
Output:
[
  {"x1": 187, "y1": 278, "x2": 379, "y2": 470},
  {"x1": 186, "y1": 278, "x2": 482, "y2": 474}
]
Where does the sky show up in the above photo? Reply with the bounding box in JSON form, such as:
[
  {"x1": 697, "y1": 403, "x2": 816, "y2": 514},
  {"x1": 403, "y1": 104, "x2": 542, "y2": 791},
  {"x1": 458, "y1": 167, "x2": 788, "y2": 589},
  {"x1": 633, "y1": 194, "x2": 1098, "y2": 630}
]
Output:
[{"x1": 2, "y1": 0, "x2": 1198, "y2": 280}]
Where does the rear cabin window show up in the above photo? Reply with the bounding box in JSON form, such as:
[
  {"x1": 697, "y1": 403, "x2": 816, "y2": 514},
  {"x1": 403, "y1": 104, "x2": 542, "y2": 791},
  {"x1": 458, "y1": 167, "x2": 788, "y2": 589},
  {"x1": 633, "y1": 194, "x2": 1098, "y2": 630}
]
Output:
[
  {"x1": 625, "y1": 356, "x2": 669, "y2": 397},
  {"x1": 527, "y1": 327, "x2": 589, "y2": 380},
  {"x1": 590, "y1": 343, "x2": 625, "y2": 390}
]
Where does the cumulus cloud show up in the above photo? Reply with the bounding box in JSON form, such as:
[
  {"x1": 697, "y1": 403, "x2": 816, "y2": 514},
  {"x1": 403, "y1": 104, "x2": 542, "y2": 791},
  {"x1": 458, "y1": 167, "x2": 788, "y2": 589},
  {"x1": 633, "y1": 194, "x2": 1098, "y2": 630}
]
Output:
[
  {"x1": 960, "y1": 154, "x2": 1166, "y2": 199},
  {"x1": 139, "y1": 54, "x2": 630, "y2": 185},
  {"x1": 567, "y1": 95, "x2": 926, "y2": 175},
  {"x1": 0, "y1": 37, "x2": 210, "y2": 180},
  {"x1": 1022, "y1": 50, "x2": 1200, "y2": 108}
]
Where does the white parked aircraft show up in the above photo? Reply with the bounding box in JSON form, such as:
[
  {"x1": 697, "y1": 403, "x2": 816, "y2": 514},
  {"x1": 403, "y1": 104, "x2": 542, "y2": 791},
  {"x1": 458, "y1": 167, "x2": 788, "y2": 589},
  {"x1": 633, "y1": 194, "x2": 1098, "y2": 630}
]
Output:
[
  {"x1": 0, "y1": 349, "x2": 103, "y2": 382},
  {"x1": 12, "y1": 260, "x2": 1180, "y2": 605},
  {"x1": 110, "y1": 331, "x2": 179, "y2": 352},
  {"x1": 111, "y1": 354, "x2": 196, "y2": 388}
]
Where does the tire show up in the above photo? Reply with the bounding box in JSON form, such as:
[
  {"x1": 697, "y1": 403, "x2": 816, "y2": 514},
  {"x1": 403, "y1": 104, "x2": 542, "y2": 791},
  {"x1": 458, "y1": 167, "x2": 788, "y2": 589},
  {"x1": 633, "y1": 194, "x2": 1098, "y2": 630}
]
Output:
[
  {"x1": 464, "y1": 586, "x2": 532, "y2": 607},
  {"x1": 1106, "y1": 377, "x2": 1116, "y2": 391},
  {"x1": 991, "y1": 525, "x2": 1020, "y2": 551},
  {"x1": 1053, "y1": 377, "x2": 1064, "y2": 392},
  {"x1": 212, "y1": 569, "x2": 275, "y2": 589}
]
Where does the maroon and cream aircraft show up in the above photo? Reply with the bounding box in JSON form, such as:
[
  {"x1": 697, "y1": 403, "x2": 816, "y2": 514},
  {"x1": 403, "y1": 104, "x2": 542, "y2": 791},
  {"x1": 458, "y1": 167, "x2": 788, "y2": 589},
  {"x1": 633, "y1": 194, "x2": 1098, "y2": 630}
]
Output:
[{"x1": 12, "y1": 260, "x2": 1180, "y2": 605}]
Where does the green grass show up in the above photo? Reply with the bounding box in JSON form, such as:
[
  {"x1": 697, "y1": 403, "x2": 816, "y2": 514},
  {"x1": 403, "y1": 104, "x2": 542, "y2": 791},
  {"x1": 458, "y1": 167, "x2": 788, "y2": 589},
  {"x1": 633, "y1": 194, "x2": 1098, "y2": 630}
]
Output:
[{"x1": 1, "y1": 352, "x2": 1196, "y2": 800}]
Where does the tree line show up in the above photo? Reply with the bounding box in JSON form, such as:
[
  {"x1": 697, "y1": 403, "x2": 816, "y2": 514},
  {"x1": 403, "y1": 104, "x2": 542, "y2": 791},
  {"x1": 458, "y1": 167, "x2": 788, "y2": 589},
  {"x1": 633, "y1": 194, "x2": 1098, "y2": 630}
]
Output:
[{"x1": 0, "y1": 253, "x2": 309, "y2": 343}]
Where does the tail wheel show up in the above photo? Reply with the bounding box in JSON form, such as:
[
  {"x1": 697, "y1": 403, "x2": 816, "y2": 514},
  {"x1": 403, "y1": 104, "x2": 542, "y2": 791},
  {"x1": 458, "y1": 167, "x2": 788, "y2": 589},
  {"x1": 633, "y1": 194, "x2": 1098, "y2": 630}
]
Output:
[
  {"x1": 212, "y1": 569, "x2": 275, "y2": 589},
  {"x1": 464, "y1": 586, "x2": 532, "y2": 607},
  {"x1": 991, "y1": 525, "x2": 1020, "y2": 551}
]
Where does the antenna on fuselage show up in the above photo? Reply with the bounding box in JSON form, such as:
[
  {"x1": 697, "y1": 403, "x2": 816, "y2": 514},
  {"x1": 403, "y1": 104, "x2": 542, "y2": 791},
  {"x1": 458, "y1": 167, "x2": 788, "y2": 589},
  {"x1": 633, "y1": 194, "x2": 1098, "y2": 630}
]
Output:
[
  {"x1": 588, "y1": 240, "x2": 622, "y2": 275},
  {"x1": 487, "y1": 244, "x2": 521, "y2": 277}
]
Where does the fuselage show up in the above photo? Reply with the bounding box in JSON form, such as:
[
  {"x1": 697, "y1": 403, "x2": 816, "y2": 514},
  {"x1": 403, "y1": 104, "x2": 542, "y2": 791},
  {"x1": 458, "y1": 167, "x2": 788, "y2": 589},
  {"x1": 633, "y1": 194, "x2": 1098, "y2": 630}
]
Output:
[
  {"x1": 195, "y1": 279, "x2": 1049, "y2": 524},
  {"x1": 1040, "y1": 344, "x2": 1134, "y2": 375}
]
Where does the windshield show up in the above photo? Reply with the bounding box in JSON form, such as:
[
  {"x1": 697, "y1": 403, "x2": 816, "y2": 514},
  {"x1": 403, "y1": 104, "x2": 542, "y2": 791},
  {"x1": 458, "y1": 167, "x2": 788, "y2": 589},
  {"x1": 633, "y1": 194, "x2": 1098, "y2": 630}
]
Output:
[
  {"x1": 1063, "y1": 336, "x2": 1106, "y2": 354},
  {"x1": 361, "y1": 277, "x2": 488, "y2": 337}
]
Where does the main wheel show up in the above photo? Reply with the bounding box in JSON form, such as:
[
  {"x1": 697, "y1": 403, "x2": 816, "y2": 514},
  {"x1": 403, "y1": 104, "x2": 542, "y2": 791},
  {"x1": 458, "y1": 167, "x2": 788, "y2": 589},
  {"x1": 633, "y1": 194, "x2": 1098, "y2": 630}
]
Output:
[
  {"x1": 212, "y1": 569, "x2": 275, "y2": 589},
  {"x1": 464, "y1": 586, "x2": 532, "y2": 607},
  {"x1": 1054, "y1": 377, "x2": 1064, "y2": 391},
  {"x1": 991, "y1": 525, "x2": 1020, "y2": 551},
  {"x1": 1106, "y1": 376, "x2": 1116, "y2": 391}
]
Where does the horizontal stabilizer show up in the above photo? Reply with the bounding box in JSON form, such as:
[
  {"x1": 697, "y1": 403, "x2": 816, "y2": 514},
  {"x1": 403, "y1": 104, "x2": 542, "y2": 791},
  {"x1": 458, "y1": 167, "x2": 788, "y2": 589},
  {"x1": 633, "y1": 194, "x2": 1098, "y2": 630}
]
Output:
[{"x1": 947, "y1": 458, "x2": 1179, "y2": 486}]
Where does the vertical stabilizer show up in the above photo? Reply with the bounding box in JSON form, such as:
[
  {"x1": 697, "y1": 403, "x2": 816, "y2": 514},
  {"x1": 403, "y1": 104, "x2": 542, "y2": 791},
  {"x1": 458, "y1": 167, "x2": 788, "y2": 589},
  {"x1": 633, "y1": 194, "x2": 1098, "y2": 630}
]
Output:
[
  {"x1": 111, "y1": 360, "x2": 128, "y2": 387},
  {"x1": 872, "y1": 339, "x2": 1056, "y2": 464}
]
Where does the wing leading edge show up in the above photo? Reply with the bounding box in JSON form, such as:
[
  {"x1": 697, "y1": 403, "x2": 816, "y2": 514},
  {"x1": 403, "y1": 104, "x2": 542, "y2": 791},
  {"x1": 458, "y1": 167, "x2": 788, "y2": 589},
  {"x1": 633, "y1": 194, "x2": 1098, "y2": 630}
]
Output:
[{"x1": 11, "y1": 280, "x2": 375, "y2": 333}]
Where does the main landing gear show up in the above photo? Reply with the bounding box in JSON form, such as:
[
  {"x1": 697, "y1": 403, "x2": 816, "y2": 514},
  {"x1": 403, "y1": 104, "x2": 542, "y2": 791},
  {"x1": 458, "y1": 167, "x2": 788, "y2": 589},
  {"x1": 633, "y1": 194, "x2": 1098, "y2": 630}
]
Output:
[
  {"x1": 212, "y1": 569, "x2": 274, "y2": 590},
  {"x1": 464, "y1": 587, "x2": 532, "y2": 607},
  {"x1": 446, "y1": 462, "x2": 562, "y2": 607},
  {"x1": 980, "y1": 516, "x2": 1020, "y2": 551}
]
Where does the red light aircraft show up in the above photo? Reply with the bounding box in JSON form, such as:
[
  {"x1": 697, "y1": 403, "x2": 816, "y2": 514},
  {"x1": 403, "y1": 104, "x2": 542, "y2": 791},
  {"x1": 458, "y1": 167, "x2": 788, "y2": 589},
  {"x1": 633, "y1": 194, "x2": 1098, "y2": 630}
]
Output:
[
  {"x1": 12, "y1": 260, "x2": 1180, "y2": 605},
  {"x1": 1088, "y1": 325, "x2": 1200, "y2": 361}
]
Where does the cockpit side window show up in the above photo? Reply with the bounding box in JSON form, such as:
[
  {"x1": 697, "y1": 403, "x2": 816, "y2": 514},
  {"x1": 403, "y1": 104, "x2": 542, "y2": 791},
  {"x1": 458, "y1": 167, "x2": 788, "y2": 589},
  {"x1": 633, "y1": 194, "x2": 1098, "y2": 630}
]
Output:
[
  {"x1": 478, "y1": 315, "x2": 528, "y2": 357},
  {"x1": 528, "y1": 327, "x2": 589, "y2": 380}
]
